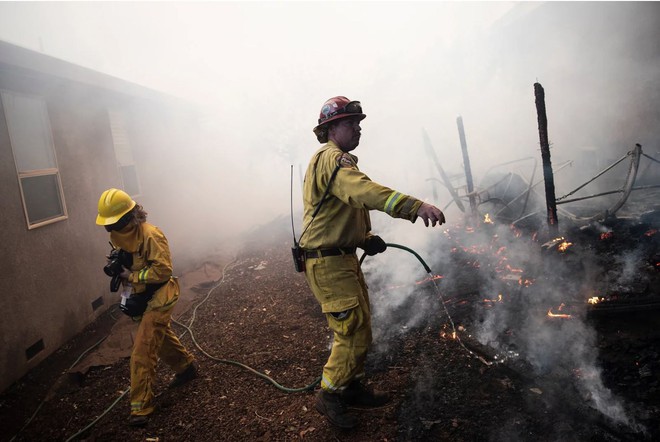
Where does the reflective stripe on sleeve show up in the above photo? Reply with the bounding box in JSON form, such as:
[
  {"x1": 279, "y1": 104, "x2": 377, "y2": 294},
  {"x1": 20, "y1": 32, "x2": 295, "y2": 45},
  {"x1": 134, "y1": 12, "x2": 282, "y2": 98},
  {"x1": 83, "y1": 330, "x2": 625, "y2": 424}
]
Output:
[
  {"x1": 138, "y1": 268, "x2": 149, "y2": 283},
  {"x1": 384, "y1": 191, "x2": 403, "y2": 215}
]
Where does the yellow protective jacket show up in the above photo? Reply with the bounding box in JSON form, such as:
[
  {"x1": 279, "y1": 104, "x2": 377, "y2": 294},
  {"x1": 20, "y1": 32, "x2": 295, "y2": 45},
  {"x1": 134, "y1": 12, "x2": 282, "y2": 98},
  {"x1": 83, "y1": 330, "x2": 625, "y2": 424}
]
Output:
[
  {"x1": 110, "y1": 222, "x2": 179, "y2": 312},
  {"x1": 300, "y1": 141, "x2": 423, "y2": 250}
]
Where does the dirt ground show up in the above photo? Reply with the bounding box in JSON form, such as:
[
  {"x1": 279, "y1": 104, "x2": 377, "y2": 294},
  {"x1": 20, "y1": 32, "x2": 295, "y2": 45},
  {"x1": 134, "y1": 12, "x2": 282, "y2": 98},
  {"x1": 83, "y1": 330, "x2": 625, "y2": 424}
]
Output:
[{"x1": 1, "y1": 217, "x2": 659, "y2": 442}]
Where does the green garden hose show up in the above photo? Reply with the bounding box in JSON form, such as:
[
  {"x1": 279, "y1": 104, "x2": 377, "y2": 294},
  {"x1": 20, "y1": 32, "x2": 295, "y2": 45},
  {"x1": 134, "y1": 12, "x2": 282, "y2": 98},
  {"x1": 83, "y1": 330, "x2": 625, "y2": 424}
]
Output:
[{"x1": 58, "y1": 243, "x2": 442, "y2": 440}]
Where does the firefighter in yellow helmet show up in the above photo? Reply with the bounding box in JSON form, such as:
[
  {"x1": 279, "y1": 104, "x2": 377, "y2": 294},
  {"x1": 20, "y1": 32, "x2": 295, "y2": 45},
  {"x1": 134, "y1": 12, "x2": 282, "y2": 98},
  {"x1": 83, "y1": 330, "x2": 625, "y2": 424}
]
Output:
[
  {"x1": 96, "y1": 188, "x2": 197, "y2": 427},
  {"x1": 302, "y1": 97, "x2": 445, "y2": 429}
]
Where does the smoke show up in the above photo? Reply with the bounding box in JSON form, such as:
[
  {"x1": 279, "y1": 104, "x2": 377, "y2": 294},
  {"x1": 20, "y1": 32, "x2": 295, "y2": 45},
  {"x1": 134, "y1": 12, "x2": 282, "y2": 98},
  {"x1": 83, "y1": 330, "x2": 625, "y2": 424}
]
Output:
[
  {"x1": 614, "y1": 250, "x2": 643, "y2": 286},
  {"x1": 365, "y1": 207, "x2": 650, "y2": 429},
  {"x1": 1, "y1": 1, "x2": 658, "y2": 426},
  {"x1": 1, "y1": 2, "x2": 658, "y2": 262}
]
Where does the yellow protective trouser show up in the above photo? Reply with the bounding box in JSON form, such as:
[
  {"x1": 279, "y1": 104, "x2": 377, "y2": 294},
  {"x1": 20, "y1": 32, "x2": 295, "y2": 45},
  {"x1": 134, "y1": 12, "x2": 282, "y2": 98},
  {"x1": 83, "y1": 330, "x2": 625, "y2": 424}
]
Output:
[
  {"x1": 304, "y1": 253, "x2": 372, "y2": 392},
  {"x1": 130, "y1": 307, "x2": 195, "y2": 416}
]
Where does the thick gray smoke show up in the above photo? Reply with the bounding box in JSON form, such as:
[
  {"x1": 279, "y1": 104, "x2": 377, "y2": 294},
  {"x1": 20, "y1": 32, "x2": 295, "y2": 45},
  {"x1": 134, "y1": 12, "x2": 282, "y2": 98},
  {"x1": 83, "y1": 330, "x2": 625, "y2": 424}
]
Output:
[
  {"x1": 1, "y1": 2, "x2": 657, "y2": 261},
  {"x1": 1, "y1": 1, "x2": 657, "y2": 428}
]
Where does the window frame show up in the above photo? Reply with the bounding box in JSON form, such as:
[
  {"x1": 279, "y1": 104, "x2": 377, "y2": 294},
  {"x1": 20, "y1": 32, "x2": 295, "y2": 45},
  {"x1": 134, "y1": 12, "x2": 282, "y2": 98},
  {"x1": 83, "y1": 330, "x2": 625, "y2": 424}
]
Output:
[
  {"x1": 108, "y1": 109, "x2": 141, "y2": 198},
  {"x1": 1, "y1": 89, "x2": 68, "y2": 229}
]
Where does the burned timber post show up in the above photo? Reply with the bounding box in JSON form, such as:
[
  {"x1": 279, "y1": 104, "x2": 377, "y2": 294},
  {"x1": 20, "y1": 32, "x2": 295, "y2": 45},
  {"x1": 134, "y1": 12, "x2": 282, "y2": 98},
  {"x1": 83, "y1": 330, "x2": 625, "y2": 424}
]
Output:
[
  {"x1": 422, "y1": 128, "x2": 465, "y2": 212},
  {"x1": 456, "y1": 116, "x2": 478, "y2": 219},
  {"x1": 534, "y1": 82, "x2": 559, "y2": 236}
]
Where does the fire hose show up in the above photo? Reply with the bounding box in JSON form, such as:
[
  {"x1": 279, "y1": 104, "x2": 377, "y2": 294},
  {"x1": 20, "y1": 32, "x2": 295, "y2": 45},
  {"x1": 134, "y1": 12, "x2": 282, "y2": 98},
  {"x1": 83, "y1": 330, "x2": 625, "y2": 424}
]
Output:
[
  {"x1": 169, "y1": 242, "x2": 491, "y2": 399},
  {"x1": 361, "y1": 243, "x2": 493, "y2": 367},
  {"x1": 172, "y1": 241, "x2": 485, "y2": 396},
  {"x1": 24, "y1": 243, "x2": 485, "y2": 441},
  {"x1": 59, "y1": 259, "x2": 319, "y2": 441}
]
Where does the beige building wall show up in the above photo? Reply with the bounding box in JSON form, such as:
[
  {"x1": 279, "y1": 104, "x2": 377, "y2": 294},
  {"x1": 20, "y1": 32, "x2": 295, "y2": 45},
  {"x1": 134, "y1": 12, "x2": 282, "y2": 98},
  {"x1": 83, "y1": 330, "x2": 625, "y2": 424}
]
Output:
[{"x1": 0, "y1": 41, "x2": 198, "y2": 393}]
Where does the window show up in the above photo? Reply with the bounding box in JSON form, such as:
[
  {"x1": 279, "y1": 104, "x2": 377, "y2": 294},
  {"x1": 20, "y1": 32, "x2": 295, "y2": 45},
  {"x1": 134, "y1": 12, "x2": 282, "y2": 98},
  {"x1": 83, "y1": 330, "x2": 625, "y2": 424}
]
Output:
[
  {"x1": 108, "y1": 110, "x2": 140, "y2": 197},
  {"x1": 1, "y1": 90, "x2": 67, "y2": 229}
]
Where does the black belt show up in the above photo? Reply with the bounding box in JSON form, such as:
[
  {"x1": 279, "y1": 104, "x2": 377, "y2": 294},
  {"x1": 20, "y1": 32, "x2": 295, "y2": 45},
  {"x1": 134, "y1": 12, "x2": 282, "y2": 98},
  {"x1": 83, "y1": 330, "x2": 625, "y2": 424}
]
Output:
[{"x1": 304, "y1": 247, "x2": 356, "y2": 260}]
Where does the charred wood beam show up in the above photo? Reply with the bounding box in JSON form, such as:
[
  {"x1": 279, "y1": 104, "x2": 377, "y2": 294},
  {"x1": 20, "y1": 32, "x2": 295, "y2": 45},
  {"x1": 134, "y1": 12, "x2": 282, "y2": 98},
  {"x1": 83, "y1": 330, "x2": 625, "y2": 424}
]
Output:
[
  {"x1": 456, "y1": 116, "x2": 478, "y2": 218},
  {"x1": 422, "y1": 128, "x2": 466, "y2": 212},
  {"x1": 534, "y1": 82, "x2": 559, "y2": 235}
]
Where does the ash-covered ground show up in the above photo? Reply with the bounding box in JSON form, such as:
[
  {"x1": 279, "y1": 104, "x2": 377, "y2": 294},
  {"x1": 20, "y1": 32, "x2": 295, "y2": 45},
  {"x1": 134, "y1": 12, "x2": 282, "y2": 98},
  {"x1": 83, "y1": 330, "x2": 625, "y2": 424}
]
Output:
[{"x1": 1, "y1": 204, "x2": 658, "y2": 441}]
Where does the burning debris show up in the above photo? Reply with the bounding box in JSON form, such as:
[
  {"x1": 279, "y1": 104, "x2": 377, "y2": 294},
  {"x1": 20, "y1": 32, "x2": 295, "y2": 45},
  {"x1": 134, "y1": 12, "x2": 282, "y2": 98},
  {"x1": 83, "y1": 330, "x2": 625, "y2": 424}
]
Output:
[
  {"x1": 413, "y1": 214, "x2": 657, "y2": 433},
  {"x1": 369, "y1": 92, "x2": 659, "y2": 435}
]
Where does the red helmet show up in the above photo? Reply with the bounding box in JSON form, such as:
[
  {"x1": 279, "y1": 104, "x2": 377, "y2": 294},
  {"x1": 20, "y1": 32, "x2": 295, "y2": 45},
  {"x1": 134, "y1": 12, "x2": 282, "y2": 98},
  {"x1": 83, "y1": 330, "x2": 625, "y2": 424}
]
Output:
[{"x1": 313, "y1": 96, "x2": 366, "y2": 143}]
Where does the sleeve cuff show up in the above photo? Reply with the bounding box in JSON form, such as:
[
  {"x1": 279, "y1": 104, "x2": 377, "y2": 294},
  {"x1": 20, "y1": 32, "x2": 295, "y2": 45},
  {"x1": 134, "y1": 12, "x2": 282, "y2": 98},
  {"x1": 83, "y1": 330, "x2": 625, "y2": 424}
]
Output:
[{"x1": 400, "y1": 198, "x2": 423, "y2": 222}]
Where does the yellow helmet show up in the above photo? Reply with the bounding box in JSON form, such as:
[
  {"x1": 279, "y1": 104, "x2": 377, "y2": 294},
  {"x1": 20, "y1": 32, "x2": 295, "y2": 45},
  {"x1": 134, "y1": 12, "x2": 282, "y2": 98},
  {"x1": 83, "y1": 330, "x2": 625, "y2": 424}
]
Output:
[{"x1": 96, "y1": 188, "x2": 136, "y2": 225}]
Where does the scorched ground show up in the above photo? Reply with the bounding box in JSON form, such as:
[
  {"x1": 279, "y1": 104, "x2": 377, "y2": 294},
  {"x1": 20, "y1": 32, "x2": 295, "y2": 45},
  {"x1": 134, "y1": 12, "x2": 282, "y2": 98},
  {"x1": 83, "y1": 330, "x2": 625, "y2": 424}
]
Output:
[{"x1": 1, "y1": 219, "x2": 658, "y2": 442}]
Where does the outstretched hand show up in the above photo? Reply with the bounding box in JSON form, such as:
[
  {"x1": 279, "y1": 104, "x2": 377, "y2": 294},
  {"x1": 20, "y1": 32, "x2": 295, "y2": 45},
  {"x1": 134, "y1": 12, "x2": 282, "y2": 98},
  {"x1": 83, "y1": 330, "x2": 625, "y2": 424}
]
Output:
[{"x1": 416, "y1": 202, "x2": 446, "y2": 227}]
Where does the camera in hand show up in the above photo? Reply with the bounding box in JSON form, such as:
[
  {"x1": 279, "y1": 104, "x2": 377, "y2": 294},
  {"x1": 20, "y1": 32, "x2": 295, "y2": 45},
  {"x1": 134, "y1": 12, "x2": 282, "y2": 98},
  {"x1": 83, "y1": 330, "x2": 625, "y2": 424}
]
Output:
[{"x1": 104, "y1": 247, "x2": 133, "y2": 292}]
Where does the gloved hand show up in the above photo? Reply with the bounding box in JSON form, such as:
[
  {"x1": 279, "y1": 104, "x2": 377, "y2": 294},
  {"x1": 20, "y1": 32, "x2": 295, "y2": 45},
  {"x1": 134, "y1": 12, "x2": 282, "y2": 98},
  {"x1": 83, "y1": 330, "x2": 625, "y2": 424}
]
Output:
[{"x1": 363, "y1": 235, "x2": 387, "y2": 256}]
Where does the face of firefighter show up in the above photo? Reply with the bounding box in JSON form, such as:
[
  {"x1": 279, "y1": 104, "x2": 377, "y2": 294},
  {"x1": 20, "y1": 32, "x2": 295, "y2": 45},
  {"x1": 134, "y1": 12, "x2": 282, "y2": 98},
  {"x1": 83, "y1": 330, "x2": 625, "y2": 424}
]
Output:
[{"x1": 328, "y1": 117, "x2": 362, "y2": 152}]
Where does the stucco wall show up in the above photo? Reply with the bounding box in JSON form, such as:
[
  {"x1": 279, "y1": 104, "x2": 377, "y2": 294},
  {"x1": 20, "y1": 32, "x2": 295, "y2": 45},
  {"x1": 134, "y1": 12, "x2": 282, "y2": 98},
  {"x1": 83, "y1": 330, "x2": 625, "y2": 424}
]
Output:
[{"x1": 0, "y1": 71, "x2": 138, "y2": 393}]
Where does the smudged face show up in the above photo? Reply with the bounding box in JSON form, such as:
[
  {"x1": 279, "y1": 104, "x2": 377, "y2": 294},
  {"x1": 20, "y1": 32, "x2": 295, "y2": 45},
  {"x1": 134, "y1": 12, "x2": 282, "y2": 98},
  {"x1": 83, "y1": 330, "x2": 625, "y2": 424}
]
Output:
[{"x1": 328, "y1": 117, "x2": 362, "y2": 152}]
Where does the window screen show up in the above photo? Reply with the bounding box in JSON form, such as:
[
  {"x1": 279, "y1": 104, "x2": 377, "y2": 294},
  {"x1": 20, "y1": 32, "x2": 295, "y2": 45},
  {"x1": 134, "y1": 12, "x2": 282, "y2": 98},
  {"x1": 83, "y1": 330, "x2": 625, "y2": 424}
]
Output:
[{"x1": 21, "y1": 174, "x2": 65, "y2": 224}]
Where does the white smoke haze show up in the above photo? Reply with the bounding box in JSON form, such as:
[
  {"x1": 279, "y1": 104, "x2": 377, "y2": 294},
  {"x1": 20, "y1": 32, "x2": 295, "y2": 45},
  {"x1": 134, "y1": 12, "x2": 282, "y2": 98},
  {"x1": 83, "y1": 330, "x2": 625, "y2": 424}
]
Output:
[
  {"x1": 364, "y1": 208, "x2": 643, "y2": 428},
  {"x1": 2, "y1": 1, "x2": 658, "y2": 254},
  {"x1": 614, "y1": 250, "x2": 643, "y2": 286},
  {"x1": 2, "y1": 0, "x2": 658, "y2": 430}
]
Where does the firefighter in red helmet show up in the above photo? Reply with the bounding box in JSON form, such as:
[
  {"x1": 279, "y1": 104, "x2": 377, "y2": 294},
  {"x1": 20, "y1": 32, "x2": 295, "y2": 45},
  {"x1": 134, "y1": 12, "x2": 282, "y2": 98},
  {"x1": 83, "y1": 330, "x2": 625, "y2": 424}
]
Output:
[{"x1": 301, "y1": 96, "x2": 445, "y2": 428}]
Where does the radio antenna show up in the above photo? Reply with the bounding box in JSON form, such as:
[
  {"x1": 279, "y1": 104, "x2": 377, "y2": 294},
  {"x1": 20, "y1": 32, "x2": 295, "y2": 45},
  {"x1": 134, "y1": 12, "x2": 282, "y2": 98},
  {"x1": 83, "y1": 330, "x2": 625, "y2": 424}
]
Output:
[{"x1": 290, "y1": 165, "x2": 298, "y2": 246}]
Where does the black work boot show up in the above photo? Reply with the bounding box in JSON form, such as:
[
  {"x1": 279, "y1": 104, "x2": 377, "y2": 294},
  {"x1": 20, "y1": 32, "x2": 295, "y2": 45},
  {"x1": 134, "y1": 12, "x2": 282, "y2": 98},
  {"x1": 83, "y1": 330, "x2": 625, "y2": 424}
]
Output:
[
  {"x1": 168, "y1": 362, "x2": 198, "y2": 389},
  {"x1": 128, "y1": 414, "x2": 149, "y2": 427},
  {"x1": 315, "y1": 389, "x2": 358, "y2": 429},
  {"x1": 342, "y1": 380, "x2": 390, "y2": 407}
]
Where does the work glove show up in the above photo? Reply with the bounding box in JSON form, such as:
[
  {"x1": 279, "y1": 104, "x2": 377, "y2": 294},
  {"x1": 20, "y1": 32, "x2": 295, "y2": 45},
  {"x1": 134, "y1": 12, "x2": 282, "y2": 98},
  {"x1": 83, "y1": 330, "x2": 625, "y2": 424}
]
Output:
[{"x1": 363, "y1": 235, "x2": 387, "y2": 256}]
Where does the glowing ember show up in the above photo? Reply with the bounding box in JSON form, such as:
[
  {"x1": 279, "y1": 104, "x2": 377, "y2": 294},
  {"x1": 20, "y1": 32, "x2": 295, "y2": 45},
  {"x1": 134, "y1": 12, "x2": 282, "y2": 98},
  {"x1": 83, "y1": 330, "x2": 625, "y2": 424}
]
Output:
[
  {"x1": 439, "y1": 330, "x2": 458, "y2": 340},
  {"x1": 547, "y1": 309, "x2": 571, "y2": 318},
  {"x1": 543, "y1": 236, "x2": 572, "y2": 251},
  {"x1": 483, "y1": 294, "x2": 503, "y2": 303},
  {"x1": 557, "y1": 240, "x2": 573, "y2": 252},
  {"x1": 600, "y1": 231, "x2": 613, "y2": 240},
  {"x1": 484, "y1": 213, "x2": 494, "y2": 224},
  {"x1": 510, "y1": 225, "x2": 523, "y2": 238},
  {"x1": 587, "y1": 296, "x2": 603, "y2": 304},
  {"x1": 518, "y1": 277, "x2": 534, "y2": 287},
  {"x1": 644, "y1": 229, "x2": 657, "y2": 237},
  {"x1": 547, "y1": 303, "x2": 572, "y2": 318},
  {"x1": 505, "y1": 264, "x2": 524, "y2": 273}
]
